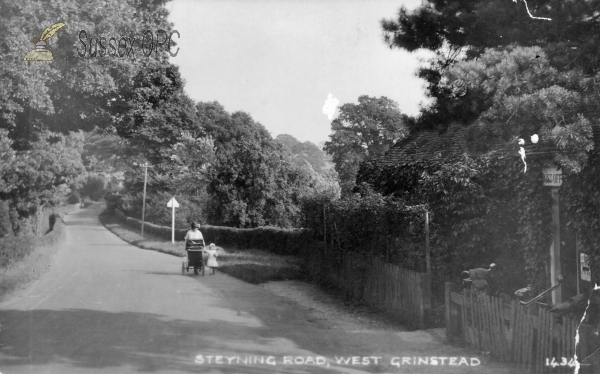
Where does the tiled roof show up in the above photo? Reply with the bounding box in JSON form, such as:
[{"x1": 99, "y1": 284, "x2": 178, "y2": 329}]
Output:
[
  {"x1": 376, "y1": 124, "x2": 600, "y2": 166},
  {"x1": 376, "y1": 123, "x2": 470, "y2": 166}
]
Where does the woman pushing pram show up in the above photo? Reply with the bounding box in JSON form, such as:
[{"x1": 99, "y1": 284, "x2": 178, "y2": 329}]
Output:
[{"x1": 183, "y1": 222, "x2": 205, "y2": 275}]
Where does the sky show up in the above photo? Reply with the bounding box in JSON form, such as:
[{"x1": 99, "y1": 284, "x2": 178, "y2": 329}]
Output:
[{"x1": 166, "y1": 0, "x2": 431, "y2": 145}]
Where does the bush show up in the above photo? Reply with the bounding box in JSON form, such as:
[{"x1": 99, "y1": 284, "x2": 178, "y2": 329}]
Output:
[
  {"x1": 0, "y1": 200, "x2": 12, "y2": 238},
  {"x1": 104, "y1": 193, "x2": 123, "y2": 211},
  {"x1": 67, "y1": 190, "x2": 81, "y2": 204},
  {"x1": 115, "y1": 209, "x2": 317, "y2": 256},
  {"x1": 0, "y1": 212, "x2": 67, "y2": 269}
]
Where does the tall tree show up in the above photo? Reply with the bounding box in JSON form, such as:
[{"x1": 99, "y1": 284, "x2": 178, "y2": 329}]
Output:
[
  {"x1": 381, "y1": 0, "x2": 600, "y2": 131},
  {"x1": 0, "y1": 0, "x2": 176, "y2": 148},
  {"x1": 324, "y1": 96, "x2": 409, "y2": 195},
  {"x1": 276, "y1": 134, "x2": 327, "y2": 173},
  {"x1": 113, "y1": 62, "x2": 201, "y2": 164},
  {"x1": 195, "y1": 103, "x2": 313, "y2": 228}
]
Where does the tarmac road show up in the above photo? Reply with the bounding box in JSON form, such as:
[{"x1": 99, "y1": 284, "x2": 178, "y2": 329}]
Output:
[{"x1": 0, "y1": 204, "x2": 525, "y2": 374}]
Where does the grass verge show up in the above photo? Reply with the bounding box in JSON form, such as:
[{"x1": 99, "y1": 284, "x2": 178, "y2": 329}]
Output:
[{"x1": 99, "y1": 210, "x2": 305, "y2": 284}]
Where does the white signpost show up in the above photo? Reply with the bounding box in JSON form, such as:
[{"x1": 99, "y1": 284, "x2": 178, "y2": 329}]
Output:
[{"x1": 167, "y1": 197, "x2": 180, "y2": 244}]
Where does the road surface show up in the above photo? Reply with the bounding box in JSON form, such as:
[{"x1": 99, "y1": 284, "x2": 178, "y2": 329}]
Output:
[{"x1": 0, "y1": 204, "x2": 525, "y2": 374}]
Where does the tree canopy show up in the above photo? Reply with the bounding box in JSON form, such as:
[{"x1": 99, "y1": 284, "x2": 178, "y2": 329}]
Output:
[
  {"x1": 381, "y1": 0, "x2": 600, "y2": 131},
  {"x1": 275, "y1": 134, "x2": 327, "y2": 173},
  {"x1": 0, "y1": 0, "x2": 176, "y2": 148},
  {"x1": 324, "y1": 96, "x2": 409, "y2": 195}
]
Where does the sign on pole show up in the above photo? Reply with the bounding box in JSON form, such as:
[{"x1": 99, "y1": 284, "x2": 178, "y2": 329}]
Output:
[
  {"x1": 543, "y1": 167, "x2": 562, "y2": 303},
  {"x1": 581, "y1": 253, "x2": 591, "y2": 282},
  {"x1": 167, "y1": 197, "x2": 179, "y2": 243},
  {"x1": 543, "y1": 167, "x2": 562, "y2": 187},
  {"x1": 167, "y1": 197, "x2": 180, "y2": 208}
]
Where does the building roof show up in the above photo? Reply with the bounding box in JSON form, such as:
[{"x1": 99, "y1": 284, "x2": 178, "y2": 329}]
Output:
[
  {"x1": 376, "y1": 124, "x2": 600, "y2": 166},
  {"x1": 376, "y1": 123, "x2": 470, "y2": 166}
]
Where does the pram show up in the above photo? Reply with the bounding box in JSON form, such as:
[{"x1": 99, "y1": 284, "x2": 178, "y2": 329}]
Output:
[{"x1": 182, "y1": 239, "x2": 205, "y2": 275}]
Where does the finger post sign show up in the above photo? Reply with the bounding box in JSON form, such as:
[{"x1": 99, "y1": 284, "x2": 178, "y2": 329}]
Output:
[{"x1": 167, "y1": 197, "x2": 180, "y2": 243}]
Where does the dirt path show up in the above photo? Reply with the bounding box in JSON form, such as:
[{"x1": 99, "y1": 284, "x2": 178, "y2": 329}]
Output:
[{"x1": 0, "y1": 203, "x2": 526, "y2": 374}]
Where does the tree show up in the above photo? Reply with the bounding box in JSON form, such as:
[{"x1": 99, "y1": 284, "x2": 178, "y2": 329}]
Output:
[
  {"x1": 0, "y1": 130, "x2": 85, "y2": 234},
  {"x1": 442, "y1": 46, "x2": 593, "y2": 172},
  {"x1": 381, "y1": 0, "x2": 600, "y2": 131},
  {"x1": 276, "y1": 134, "x2": 327, "y2": 173},
  {"x1": 382, "y1": 0, "x2": 600, "y2": 72},
  {"x1": 324, "y1": 96, "x2": 409, "y2": 195},
  {"x1": 158, "y1": 132, "x2": 215, "y2": 198},
  {"x1": 206, "y1": 138, "x2": 311, "y2": 228},
  {"x1": 197, "y1": 102, "x2": 272, "y2": 154},
  {"x1": 193, "y1": 103, "x2": 314, "y2": 227},
  {"x1": 0, "y1": 0, "x2": 176, "y2": 148},
  {"x1": 113, "y1": 63, "x2": 202, "y2": 164}
]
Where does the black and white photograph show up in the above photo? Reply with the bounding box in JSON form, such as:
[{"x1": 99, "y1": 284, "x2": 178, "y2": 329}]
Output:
[{"x1": 0, "y1": 0, "x2": 599, "y2": 373}]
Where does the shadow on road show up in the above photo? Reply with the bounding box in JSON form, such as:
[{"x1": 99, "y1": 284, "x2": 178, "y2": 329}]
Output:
[{"x1": 0, "y1": 308, "x2": 322, "y2": 373}]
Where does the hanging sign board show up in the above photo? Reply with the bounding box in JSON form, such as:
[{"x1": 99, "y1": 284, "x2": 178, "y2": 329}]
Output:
[
  {"x1": 581, "y1": 253, "x2": 591, "y2": 282},
  {"x1": 543, "y1": 167, "x2": 562, "y2": 187}
]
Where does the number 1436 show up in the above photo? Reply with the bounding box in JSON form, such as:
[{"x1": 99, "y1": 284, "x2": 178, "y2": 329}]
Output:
[{"x1": 545, "y1": 357, "x2": 576, "y2": 367}]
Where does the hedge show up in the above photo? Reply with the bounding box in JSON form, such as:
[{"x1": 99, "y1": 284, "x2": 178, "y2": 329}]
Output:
[
  {"x1": 112, "y1": 209, "x2": 317, "y2": 256},
  {"x1": 0, "y1": 209, "x2": 70, "y2": 269}
]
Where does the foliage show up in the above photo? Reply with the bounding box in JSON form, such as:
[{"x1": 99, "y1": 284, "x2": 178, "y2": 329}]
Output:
[
  {"x1": 206, "y1": 137, "x2": 311, "y2": 228},
  {"x1": 81, "y1": 131, "x2": 142, "y2": 174},
  {"x1": 381, "y1": 0, "x2": 600, "y2": 73},
  {"x1": 194, "y1": 102, "x2": 315, "y2": 228},
  {"x1": 352, "y1": 46, "x2": 600, "y2": 292},
  {"x1": 276, "y1": 134, "x2": 327, "y2": 173},
  {"x1": 0, "y1": 0, "x2": 175, "y2": 148},
  {"x1": 381, "y1": 0, "x2": 600, "y2": 132},
  {"x1": 158, "y1": 132, "x2": 215, "y2": 198},
  {"x1": 0, "y1": 201, "x2": 12, "y2": 238},
  {"x1": 67, "y1": 190, "x2": 81, "y2": 205},
  {"x1": 113, "y1": 64, "x2": 202, "y2": 164},
  {"x1": 443, "y1": 47, "x2": 594, "y2": 172},
  {"x1": 119, "y1": 190, "x2": 208, "y2": 229},
  {"x1": 301, "y1": 184, "x2": 426, "y2": 271},
  {"x1": 563, "y1": 151, "x2": 600, "y2": 284},
  {"x1": 109, "y1": 208, "x2": 316, "y2": 256},
  {"x1": 0, "y1": 207, "x2": 70, "y2": 270},
  {"x1": 324, "y1": 96, "x2": 409, "y2": 195},
  {"x1": 358, "y1": 149, "x2": 551, "y2": 294},
  {"x1": 0, "y1": 130, "x2": 85, "y2": 234},
  {"x1": 80, "y1": 175, "x2": 106, "y2": 201}
]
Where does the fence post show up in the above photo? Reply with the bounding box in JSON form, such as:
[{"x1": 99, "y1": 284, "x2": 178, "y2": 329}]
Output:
[
  {"x1": 422, "y1": 272, "x2": 432, "y2": 327},
  {"x1": 445, "y1": 282, "x2": 461, "y2": 342}
]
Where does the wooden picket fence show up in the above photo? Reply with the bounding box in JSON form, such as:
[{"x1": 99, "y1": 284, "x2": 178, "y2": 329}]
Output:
[
  {"x1": 305, "y1": 245, "x2": 431, "y2": 329},
  {"x1": 445, "y1": 283, "x2": 592, "y2": 373}
]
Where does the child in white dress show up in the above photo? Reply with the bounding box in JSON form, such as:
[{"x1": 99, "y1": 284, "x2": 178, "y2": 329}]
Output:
[{"x1": 204, "y1": 243, "x2": 219, "y2": 275}]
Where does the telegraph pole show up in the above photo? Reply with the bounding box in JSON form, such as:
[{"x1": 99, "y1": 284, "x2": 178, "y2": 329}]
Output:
[
  {"x1": 139, "y1": 163, "x2": 152, "y2": 238},
  {"x1": 425, "y1": 210, "x2": 431, "y2": 278}
]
